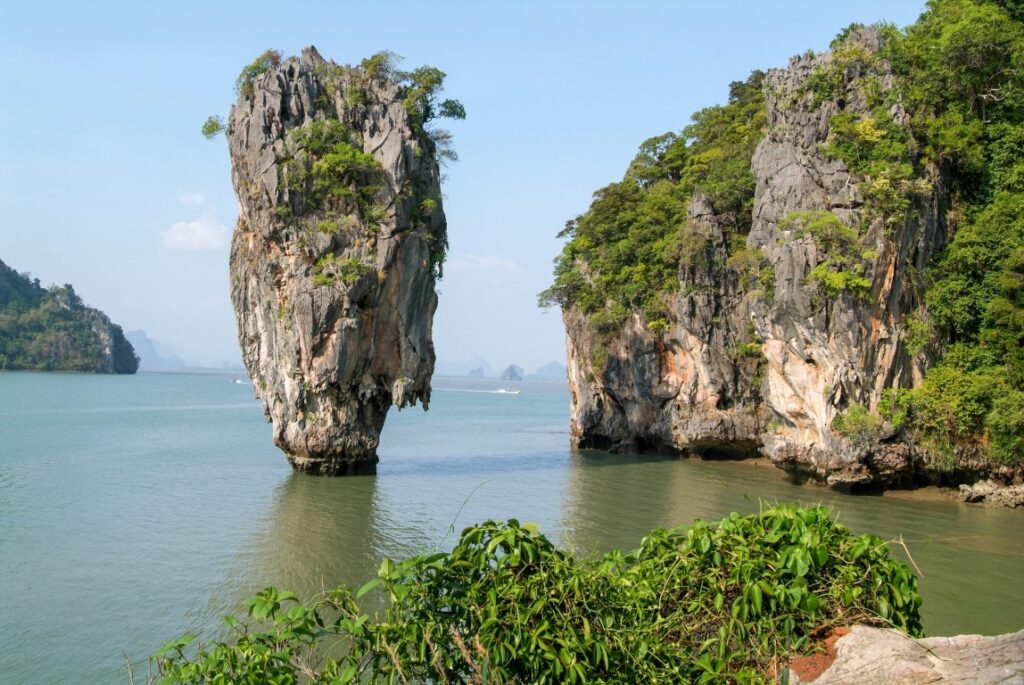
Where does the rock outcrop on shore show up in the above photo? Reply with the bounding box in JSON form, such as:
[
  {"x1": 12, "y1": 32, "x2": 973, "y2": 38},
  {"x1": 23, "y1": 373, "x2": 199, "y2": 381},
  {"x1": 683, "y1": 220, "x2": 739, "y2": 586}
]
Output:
[
  {"x1": 959, "y1": 480, "x2": 1024, "y2": 508},
  {"x1": 227, "y1": 47, "x2": 447, "y2": 474},
  {"x1": 788, "y1": 625, "x2": 1024, "y2": 684},
  {"x1": 556, "y1": 27, "x2": 1021, "y2": 494}
]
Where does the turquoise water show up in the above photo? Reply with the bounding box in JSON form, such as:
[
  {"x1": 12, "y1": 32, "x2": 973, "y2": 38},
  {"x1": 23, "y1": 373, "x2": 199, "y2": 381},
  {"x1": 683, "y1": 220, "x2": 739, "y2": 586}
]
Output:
[{"x1": 0, "y1": 371, "x2": 1021, "y2": 683}]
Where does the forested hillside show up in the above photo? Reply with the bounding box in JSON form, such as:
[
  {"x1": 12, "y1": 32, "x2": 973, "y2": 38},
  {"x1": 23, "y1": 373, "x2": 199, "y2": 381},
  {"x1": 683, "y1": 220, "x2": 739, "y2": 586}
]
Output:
[{"x1": 0, "y1": 259, "x2": 138, "y2": 373}]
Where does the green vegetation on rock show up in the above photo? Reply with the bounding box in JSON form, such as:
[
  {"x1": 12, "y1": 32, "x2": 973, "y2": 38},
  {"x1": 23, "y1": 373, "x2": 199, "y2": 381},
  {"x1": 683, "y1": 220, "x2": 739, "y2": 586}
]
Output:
[
  {"x1": 543, "y1": 0, "x2": 1024, "y2": 469},
  {"x1": 818, "y1": 109, "x2": 929, "y2": 234},
  {"x1": 832, "y1": 404, "x2": 884, "y2": 446},
  {"x1": 778, "y1": 211, "x2": 875, "y2": 299},
  {"x1": 206, "y1": 46, "x2": 464, "y2": 175},
  {"x1": 209, "y1": 48, "x2": 461, "y2": 289},
  {"x1": 539, "y1": 71, "x2": 766, "y2": 332},
  {"x1": 726, "y1": 247, "x2": 774, "y2": 298},
  {"x1": 235, "y1": 49, "x2": 282, "y2": 99},
  {"x1": 360, "y1": 51, "x2": 466, "y2": 162},
  {"x1": 280, "y1": 119, "x2": 388, "y2": 226},
  {"x1": 0, "y1": 259, "x2": 138, "y2": 373},
  {"x1": 312, "y1": 254, "x2": 368, "y2": 287},
  {"x1": 152, "y1": 506, "x2": 921, "y2": 684},
  {"x1": 813, "y1": 1, "x2": 1024, "y2": 466},
  {"x1": 200, "y1": 115, "x2": 224, "y2": 140}
]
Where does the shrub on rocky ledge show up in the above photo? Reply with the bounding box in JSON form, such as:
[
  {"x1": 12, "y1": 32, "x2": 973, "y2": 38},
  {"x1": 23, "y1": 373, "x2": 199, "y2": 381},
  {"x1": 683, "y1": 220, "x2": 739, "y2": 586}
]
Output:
[{"x1": 150, "y1": 505, "x2": 920, "y2": 684}]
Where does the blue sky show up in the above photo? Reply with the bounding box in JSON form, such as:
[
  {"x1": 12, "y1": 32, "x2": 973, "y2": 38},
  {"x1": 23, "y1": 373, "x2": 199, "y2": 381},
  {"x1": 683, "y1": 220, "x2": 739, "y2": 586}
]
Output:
[{"x1": 0, "y1": 1, "x2": 925, "y2": 370}]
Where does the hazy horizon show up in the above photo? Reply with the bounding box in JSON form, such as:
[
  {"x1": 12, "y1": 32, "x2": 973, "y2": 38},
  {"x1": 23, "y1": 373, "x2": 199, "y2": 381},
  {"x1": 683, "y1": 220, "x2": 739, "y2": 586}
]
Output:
[{"x1": 1, "y1": 0, "x2": 925, "y2": 370}]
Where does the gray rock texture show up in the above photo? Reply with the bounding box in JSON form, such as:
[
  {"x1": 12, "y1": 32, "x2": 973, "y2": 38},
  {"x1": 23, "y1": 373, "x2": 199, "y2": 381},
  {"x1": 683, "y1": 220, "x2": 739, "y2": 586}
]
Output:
[
  {"x1": 88, "y1": 309, "x2": 138, "y2": 375},
  {"x1": 959, "y1": 480, "x2": 1024, "y2": 508},
  {"x1": 563, "y1": 29, "x2": 949, "y2": 488},
  {"x1": 227, "y1": 47, "x2": 446, "y2": 474},
  {"x1": 788, "y1": 625, "x2": 1024, "y2": 684}
]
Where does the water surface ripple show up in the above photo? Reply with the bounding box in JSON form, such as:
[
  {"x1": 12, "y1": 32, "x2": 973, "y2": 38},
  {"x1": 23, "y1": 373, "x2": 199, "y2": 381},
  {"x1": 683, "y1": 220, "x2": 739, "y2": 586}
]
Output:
[{"x1": 0, "y1": 372, "x2": 1020, "y2": 684}]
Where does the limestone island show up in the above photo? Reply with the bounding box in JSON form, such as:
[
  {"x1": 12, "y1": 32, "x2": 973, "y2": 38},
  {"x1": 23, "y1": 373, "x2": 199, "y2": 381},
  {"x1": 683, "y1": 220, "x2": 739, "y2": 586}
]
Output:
[
  {"x1": 220, "y1": 48, "x2": 460, "y2": 474},
  {"x1": 541, "y1": 24, "x2": 1024, "y2": 507}
]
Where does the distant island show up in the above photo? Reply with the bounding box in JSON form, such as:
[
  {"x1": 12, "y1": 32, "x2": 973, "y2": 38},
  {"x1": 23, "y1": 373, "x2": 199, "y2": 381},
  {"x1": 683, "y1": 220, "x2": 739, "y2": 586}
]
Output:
[
  {"x1": 436, "y1": 358, "x2": 566, "y2": 380},
  {"x1": 0, "y1": 258, "x2": 138, "y2": 373},
  {"x1": 530, "y1": 361, "x2": 567, "y2": 380},
  {"x1": 125, "y1": 329, "x2": 187, "y2": 371},
  {"x1": 436, "y1": 355, "x2": 496, "y2": 377},
  {"x1": 500, "y1": 364, "x2": 524, "y2": 381}
]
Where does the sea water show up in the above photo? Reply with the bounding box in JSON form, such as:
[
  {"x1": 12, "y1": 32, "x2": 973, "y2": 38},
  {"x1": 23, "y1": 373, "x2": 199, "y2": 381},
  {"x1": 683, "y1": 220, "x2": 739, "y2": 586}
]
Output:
[{"x1": 1, "y1": 371, "x2": 1021, "y2": 683}]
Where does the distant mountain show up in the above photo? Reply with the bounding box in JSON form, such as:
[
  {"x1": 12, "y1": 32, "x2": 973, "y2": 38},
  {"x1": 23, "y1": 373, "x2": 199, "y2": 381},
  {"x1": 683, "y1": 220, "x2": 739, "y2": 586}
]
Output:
[
  {"x1": 218, "y1": 358, "x2": 247, "y2": 373},
  {"x1": 528, "y1": 361, "x2": 566, "y2": 380},
  {"x1": 436, "y1": 355, "x2": 496, "y2": 377},
  {"x1": 500, "y1": 364, "x2": 524, "y2": 381},
  {"x1": 125, "y1": 330, "x2": 186, "y2": 370},
  {"x1": 0, "y1": 258, "x2": 138, "y2": 373}
]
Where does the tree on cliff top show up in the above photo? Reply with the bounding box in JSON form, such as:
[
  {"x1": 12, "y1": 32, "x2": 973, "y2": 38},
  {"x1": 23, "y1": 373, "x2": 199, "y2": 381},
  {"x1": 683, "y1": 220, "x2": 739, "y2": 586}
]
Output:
[
  {"x1": 202, "y1": 49, "x2": 465, "y2": 161},
  {"x1": 539, "y1": 70, "x2": 766, "y2": 330}
]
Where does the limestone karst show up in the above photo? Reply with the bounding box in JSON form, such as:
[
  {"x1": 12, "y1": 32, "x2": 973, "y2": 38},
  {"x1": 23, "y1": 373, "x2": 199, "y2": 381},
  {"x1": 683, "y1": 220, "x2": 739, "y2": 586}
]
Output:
[
  {"x1": 227, "y1": 47, "x2": 450, "y2": 474},
  {"x1": 546, "y1": 24, "x2": 1023, "y2": 492}
]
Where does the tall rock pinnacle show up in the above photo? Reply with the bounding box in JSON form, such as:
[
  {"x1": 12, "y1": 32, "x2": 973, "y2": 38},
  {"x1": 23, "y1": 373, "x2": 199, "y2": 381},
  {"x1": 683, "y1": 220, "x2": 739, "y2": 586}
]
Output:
[{"x1": 227, "y1": 47, "x2": 447, "y2": 474}]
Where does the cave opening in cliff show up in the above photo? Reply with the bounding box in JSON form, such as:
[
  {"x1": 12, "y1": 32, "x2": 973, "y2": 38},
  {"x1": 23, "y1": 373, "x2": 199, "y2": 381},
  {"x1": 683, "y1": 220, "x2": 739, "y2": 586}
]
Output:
[{"x1": 693, "y1": 442, "x2": 763, "y2": 461}]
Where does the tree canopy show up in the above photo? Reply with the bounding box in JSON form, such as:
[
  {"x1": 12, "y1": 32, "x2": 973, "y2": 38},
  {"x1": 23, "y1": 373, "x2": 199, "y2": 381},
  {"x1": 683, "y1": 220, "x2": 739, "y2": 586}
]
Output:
[{"x1": 0, "y1": 259, "x2": 138, "y2": 373}]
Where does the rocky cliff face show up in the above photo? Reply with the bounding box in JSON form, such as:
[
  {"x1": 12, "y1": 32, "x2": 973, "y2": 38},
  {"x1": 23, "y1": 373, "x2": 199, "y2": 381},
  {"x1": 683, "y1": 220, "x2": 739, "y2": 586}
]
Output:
[
  {"x1": 83, "y1": 302, "x2": 139, "y2": 375},
  {"x1": 747, "y1": 30, "x2": 945, "y2": 488},
  {"x1": 564, "y1": 30, "x2": 947, "y2": 489},
  {"x1": 227, "y1": 47, "x2": 446, "y2": 474}
]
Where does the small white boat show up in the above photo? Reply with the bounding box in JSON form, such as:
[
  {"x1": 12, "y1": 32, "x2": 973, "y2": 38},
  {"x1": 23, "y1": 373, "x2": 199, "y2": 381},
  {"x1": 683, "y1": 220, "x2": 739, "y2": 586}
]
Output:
[
  {"x1": 231, "y1": 378, "x2": 250, "y2": 385},
  {"x1": 496, "y1": 388, "x2": 522, "y2": 395}
]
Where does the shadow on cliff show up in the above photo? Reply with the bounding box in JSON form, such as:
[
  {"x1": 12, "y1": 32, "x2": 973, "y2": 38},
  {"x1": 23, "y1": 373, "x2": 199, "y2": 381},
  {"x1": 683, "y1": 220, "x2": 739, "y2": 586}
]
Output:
[
  {"x1": 575, "y1": 441, "x2": 761, "y2": 463},
  {"x1": 572, "y1": 447, "x2": 679, "y2": 467}
]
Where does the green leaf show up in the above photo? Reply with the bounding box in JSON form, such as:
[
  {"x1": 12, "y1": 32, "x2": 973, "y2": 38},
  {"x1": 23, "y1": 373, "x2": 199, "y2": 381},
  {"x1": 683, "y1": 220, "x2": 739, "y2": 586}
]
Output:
[
  {"x1": 333, "y1": 663, "x2": 359, "y2": 684},
  {"x1": 356, "y1": 578, "x2": 380, "y2": 599}
]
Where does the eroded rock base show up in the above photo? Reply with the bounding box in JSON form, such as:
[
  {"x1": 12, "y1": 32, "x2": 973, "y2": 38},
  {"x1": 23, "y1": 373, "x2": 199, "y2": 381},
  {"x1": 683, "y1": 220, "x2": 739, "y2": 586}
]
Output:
[{"x1": 288, "y1": 455, "x2": 379, "y2": 476}]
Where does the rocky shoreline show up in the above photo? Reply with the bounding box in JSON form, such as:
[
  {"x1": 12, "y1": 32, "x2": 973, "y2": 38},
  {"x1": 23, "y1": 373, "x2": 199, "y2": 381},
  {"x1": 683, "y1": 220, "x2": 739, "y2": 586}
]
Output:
[
  {"x1": 788, "y1": 625, "x2": 1024, "y2": 684},
  {"x1": 633, "y1": 448, "x2": 1024, "y2": 508},
  {"x1": 957, "y1": 480, "x2": 1024, "y2": 509}
]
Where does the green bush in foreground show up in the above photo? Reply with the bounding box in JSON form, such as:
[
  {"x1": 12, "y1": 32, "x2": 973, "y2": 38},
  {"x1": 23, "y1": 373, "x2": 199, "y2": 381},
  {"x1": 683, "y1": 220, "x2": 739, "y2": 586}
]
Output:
[{"x1": 150, "y1": 506, "x2": 920, "y2": 684}]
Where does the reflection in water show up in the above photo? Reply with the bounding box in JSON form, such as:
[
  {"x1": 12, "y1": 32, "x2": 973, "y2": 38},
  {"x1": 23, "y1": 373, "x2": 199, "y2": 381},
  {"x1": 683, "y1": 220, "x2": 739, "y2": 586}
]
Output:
[
  {"x1": 206, "y1": 472, "x2": 406, "y2": 627},
  {"x1": 228, "y1": 474, "x2": 383, "y2": 607},
  {"x1": 2, "y1": 373, "x2": 1021, "y2": 685},
  {"x1": 212, "y1": 449, "x2": 1024, "y2": 638},
  {"x1": 220, "y1": 446, "x2": 1024, "y2": 640},
  {"x1": 561, "y1": 451, "x2": 682, "y2": 556},
  {"x1": 562, "y1": 453, "x2": 1024, "y2": 636}
]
